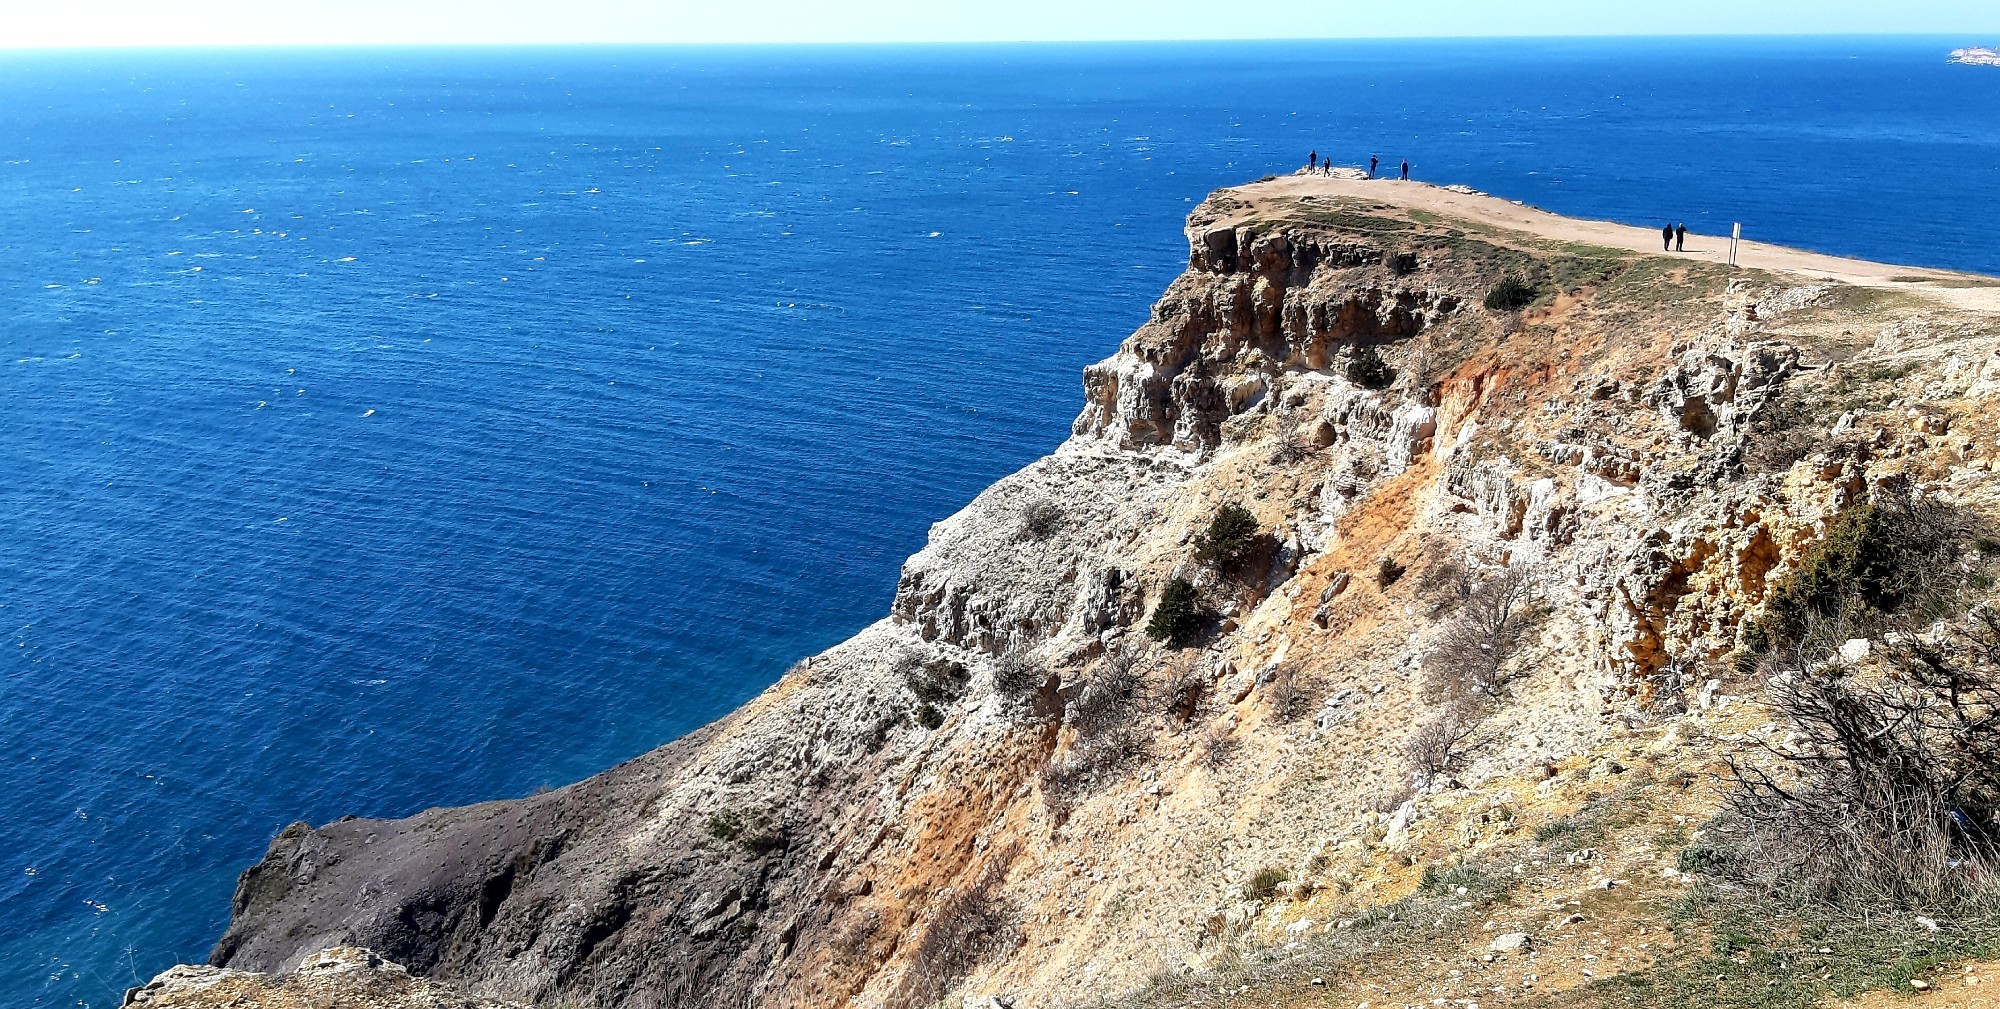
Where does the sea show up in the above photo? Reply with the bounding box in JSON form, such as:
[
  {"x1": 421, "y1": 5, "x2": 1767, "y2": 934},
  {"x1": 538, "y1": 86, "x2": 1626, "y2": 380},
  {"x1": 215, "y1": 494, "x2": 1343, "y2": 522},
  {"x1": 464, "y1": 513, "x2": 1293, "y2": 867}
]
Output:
[{"x1": 2, "y1": 36, "x2": 1997, "y2": 1007}]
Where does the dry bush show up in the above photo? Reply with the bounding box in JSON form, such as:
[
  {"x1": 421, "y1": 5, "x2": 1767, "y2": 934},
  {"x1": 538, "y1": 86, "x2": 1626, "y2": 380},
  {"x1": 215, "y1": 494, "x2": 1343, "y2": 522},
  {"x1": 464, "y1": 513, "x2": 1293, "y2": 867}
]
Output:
[
  {"x1": 1422, "y1": 565, "x2": 1541, "y2": 701},
  {"x1": 827, "y1": 908, "x2": 883, "y2": 976},
  {"x1": 1040, "y1": 650, "x2": 1150, "y2": 815},
  {"x1": 1269, "y1": 436, "x2": 1313, "y2": 466},
  {"x1": 897, "y1": 653, "x2": 971, "y2": 731},
  {"x1": 1365, "y1": 781, "x2": 1415, "y2": 815},
  {"x1": 1154, "y1": 661, "x2": 1206, "y2": 723},
  {"x1": 1402, "y1": 336, "x2": 1441, "y2": 406},
  {"x1": 899, "y1": 653, "x2": 970, "y2": 705},
  {"x1": 1725, "y1": 609, "x2": 2000, "y2": 907},
  {"x1": 1645, "y1": 654, "x2": 1695, "y2": 716},
  {"x1": 1262, "y1": 663, "x2": 1307, "y2": 724},
  {"x1": 1016, "y1": 499, "x2": 1063, "y2": 541},
  {"x1": 1069, "y1": 650, "x2": 1144, "y2": 739},
  {"x1": 1416, "y1": 554, "x2": 1476, "y2": 617},
  {"x1": 1741, "y1": 389, "x2": 1826, "y2": 473},
  {"x1": 892, "y1": 854, "x2": 1020, "y2": 1009},
  {"x1": 1200, "y1": 721, "x2": 1239, "y2": 769},
  {"x1": 1404, "y1": 700, "x2": 1481, "y2": 789},
  {"x1": 992, "y1": 653, "x2": 1047, "y2": 702},
  {"x1": 1242, "y1": 866, "x2": 1289, "y2": 901},
  {"x1": 1375, "y1": 555, "x2": 1406, "y2": 589}
]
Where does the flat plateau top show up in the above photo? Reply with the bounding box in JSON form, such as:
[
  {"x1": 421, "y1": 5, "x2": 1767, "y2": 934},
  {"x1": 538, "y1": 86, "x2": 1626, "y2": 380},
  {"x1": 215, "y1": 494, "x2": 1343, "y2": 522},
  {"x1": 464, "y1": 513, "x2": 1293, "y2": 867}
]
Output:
[{"x1": 1231, "y1": 172, "x2": 2000, "y2": 314}]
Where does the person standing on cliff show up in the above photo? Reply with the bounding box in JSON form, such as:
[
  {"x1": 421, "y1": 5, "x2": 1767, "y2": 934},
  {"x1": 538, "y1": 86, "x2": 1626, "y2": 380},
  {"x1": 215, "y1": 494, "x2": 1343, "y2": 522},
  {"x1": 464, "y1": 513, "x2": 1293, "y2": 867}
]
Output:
[
  {"x1": 1676, "y1": 223, "x2": 1687, "y2": 251},
  {"x1": 1399, "y1": 159, "x2": 1410, "y2": 180},
  {"x1": 1369, "y1": 155, "x2": 1379, "y2": 179},
  {"x1": 1310, "y1": 150, "x2": 1318, "y2": 171},
  {"x1": 1662, "y1": 224, "x2": 1674, "y2": 251}
]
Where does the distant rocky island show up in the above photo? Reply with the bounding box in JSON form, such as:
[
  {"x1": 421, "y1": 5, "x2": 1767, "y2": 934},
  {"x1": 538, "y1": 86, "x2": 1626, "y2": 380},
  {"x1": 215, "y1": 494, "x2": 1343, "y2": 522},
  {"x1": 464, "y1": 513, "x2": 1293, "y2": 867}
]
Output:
[{"x1": 1950, "y1": 46, "x2": 2000, "y2": 65}]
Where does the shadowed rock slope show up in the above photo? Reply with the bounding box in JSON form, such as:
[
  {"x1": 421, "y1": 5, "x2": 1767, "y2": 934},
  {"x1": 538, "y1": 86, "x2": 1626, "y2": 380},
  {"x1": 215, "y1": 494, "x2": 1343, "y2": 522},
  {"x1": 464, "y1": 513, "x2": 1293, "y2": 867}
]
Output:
[{"x1": 164, "y1": 176, "x2": 2000, "y2": 1009}]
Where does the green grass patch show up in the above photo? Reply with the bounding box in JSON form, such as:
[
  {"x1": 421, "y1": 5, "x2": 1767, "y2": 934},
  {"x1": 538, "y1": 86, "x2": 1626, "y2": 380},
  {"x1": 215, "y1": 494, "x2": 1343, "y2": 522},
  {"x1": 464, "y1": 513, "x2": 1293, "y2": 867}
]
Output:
[
  {"x1": 1102, "y1": 856, "x2": 1523, "y2": 1009},
  {"x1": 1556, "y1": 891, "x2": 2000, "y2": 1009}
]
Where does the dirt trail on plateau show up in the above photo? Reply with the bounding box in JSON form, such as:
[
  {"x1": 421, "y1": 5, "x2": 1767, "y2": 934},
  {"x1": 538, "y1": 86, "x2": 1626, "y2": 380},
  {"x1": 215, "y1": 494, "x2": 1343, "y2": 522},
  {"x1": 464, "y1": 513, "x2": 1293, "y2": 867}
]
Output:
[{"x1": 1246, "y1": 172, "x2": 2000, "y2": 312}]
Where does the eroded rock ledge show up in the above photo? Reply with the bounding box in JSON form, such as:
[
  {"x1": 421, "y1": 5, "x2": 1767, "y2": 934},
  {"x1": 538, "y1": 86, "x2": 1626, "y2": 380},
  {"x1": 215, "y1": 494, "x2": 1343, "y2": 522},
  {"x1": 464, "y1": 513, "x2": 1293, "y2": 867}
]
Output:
[{"x1": 125, "y1": 947, "x2": 523, "y2": 1008}]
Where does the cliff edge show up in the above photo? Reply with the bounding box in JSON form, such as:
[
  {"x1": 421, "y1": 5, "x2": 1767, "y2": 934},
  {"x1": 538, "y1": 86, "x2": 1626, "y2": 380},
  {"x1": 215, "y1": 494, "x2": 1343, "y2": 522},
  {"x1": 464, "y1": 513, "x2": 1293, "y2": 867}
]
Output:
[{"x1": 160, "y1": 175, "x2": 2000, "y2": 1009}]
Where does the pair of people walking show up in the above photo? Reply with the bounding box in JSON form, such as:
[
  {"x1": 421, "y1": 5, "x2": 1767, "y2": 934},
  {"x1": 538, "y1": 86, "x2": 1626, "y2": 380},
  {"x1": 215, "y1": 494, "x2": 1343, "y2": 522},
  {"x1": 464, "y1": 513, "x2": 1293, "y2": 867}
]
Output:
[{"x1": 1661, "y1": 222, "x2": 1687, "y2": 252}]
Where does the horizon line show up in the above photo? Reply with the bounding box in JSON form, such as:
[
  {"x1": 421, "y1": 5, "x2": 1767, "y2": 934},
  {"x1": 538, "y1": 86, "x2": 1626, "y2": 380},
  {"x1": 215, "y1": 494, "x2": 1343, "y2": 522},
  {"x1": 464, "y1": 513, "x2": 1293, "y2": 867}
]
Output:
[{"x1": 0, "y1": 31, "x2": 1988, "y2": 55}]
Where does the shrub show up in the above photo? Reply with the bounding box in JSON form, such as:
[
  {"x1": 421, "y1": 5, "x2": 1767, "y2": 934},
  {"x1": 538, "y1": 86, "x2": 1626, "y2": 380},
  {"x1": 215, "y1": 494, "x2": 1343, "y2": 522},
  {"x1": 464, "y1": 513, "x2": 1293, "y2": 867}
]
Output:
[
  {"x1": 1676, "y1": 844, "x2": 1731, "y2": 877},
  {"x1": 901, "y1": 655, "x2": 971, "y2": 705},
  {"x1": 1040, "y1": 652, "x2": 1150, "y2": 817},
  {"x1": 1405, "y1": 700, "x2": 1480, "y2": 788},
  {"x1": 1017, "y1": 499, "x2": 1062, "y2": 541},
  {"x1": 705, "y1": 811, "x2": 743, "y2": 842},
  {"x1": 992, "y1": 654, "x2": 1047, "y2": 700},
  {"x1": 1742, "y1": 390, "x2": 1824, "y2": 473},
  {"x1": 1387, "y1": 251, "x2": 1419, "y2": 276},
  {"x1": 1193, "y1": 503, "x2": 1262, "y2": 578},
  {"x1": 1243, "y1": 867, "x2": 1289, "y2": 901},
  {"x1": 1269, "y1": 436, "x2": 1312, "y2": 466},
  {"x1": 1423, "y1": 565, "x2": 1542, "y2": 700},
  {"x1": 1417, "y1": 554, "x2": 1476, "y2": 617},
  {"x1": 894, "y1": 856, "x2": 1019, "y2": 1009},
  {"x1": 1725, "y1": 609, "x2": 2000, "y2": 906},
  {"x1": 901, "y1": 654, "x2": 970, "y2": 729},
  {"x1": 1156, "y1": 663, "x2": 1205, "y2": 722},
  {"x1": 1145, "y1": 577, "x2": 1205, "y2": 648},
  {"x1": 1346, "y1": 346, "x2": 1394, "y2": 390},
  {"x1": 1483, "y1": 275, "x2": 1538, "y2": 311},
  {"x1": 1263, "y1": 663, "x2": 1306, "y2": 724},
  {"x1": 705, "y1": 809, "x2": 784, "y2": 853},
  {"x1": 1750, "y1": 490, "x2": 1973, "y2": 654},
  {"x1": 1069, "y1": 651, "x2": 1144, "y2": 738},
  {"x1": 1375, "y1": 555, "x2": 1407, "y2": 589},
  {"x1": 1417, "y1": 863, "x2": 1484, "y2": 894}
]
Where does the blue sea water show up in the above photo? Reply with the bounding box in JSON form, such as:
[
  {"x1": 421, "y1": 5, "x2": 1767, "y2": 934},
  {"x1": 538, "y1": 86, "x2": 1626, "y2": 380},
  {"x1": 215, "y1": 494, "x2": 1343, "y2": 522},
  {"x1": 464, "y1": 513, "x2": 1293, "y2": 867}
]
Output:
[{"x1": 2, "y1": 36, "x2": 1997, "y2": 1007}]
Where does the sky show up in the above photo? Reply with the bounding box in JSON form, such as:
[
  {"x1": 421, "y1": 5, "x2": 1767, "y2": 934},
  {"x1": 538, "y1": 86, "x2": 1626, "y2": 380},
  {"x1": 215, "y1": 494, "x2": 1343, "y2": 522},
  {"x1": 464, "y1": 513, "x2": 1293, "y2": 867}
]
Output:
[{"x1": 0, "y1": 0, "x2": 1995, "y2": 48}]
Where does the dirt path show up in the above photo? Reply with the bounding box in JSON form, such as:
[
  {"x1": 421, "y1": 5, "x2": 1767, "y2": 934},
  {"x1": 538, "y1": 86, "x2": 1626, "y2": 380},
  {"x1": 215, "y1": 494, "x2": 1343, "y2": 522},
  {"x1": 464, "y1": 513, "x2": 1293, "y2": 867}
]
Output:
[{"x1": 1235, "y1": 172, "x2": 2000, "y2": 314}]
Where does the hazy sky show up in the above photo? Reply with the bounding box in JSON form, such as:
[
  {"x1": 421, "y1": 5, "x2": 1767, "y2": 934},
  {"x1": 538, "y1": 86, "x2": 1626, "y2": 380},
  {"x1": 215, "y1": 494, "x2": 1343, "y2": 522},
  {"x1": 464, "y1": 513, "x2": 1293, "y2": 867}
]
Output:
[{"x1": 3, "y1": 0, "x2": 1997, "y2": 48}]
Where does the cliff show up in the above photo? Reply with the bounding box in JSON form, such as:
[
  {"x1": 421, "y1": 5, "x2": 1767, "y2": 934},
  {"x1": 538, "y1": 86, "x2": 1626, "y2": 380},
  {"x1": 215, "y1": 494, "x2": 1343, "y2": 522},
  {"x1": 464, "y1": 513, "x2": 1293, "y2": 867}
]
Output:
[
  {"x1": 152, "y1": 175, "x2": 2000, "y2": 1009},
  {"x1": 1950, "y1": 47, "x2": 2000, "y2": 66}
]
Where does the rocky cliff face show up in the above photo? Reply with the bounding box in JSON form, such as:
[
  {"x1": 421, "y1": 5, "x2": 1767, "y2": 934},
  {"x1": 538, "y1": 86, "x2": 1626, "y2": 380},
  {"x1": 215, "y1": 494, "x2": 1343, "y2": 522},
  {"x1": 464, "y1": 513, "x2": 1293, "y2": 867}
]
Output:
[{"x1": 163, "y1": 177, "x2": 2000, "y2": 1009}]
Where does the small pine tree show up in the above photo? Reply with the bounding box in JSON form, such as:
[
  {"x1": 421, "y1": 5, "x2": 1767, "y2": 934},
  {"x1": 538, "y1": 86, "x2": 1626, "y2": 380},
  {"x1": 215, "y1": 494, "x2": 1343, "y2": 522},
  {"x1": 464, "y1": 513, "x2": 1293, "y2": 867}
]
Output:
[
  {"x1": 1483, "y1": 276, "x2": 1538, "y2": 311},
  {"x1": 1346, "y1": 346, "x2": 1394, "y2": 389},
  {"x1": 1193, "y1": 503, "x2": 1260, "y2": 576},
  {"x1": 1145, "y1": 578, "x2": 1204, "y2": 648}
]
